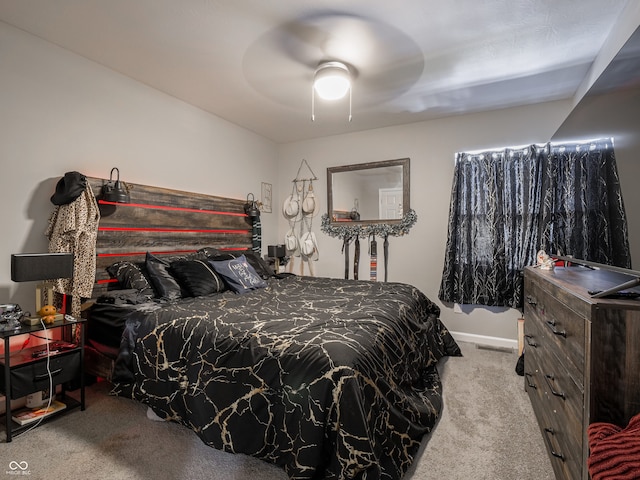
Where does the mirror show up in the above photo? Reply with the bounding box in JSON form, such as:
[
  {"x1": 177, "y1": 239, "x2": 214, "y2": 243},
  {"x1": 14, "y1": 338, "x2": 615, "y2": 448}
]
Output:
[{"x1": 327, "y1": 158, "x2": 410, "y2": 224}]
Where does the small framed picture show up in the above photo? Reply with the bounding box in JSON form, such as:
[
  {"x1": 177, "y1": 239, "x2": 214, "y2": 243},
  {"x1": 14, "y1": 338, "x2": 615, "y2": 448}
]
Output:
[{"x1": 261, "y1": 182, "x2": 272, "y2": 213}]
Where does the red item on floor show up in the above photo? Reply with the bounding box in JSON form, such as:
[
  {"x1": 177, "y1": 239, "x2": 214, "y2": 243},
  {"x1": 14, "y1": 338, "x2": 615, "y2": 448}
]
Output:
[{"x1": 588, "y1": 412, "x2": 640, "y2": 479}]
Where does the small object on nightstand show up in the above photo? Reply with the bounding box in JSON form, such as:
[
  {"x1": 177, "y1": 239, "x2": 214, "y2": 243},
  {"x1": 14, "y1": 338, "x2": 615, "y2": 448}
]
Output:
[
  {"x1": 0, "y1": 304, "x2": 22, "y2": 332},
  {"x1": 21, "y1": 313, "x2": 64, "y2": 326},
  {"x1": 268, "y1": 244, "x2": 286, "y2": 274},
  {"x1": 12, "y1": 400, "x2": 66, "y2": 426},
  {"x1": 32, "y1": 349, "x2": 58, "y2": 358}
]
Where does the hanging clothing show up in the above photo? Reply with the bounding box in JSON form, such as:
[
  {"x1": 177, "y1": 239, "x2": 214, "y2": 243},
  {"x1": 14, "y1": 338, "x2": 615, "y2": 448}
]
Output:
[
  {"x1": 369, "y1": 235, "x2": 377, "y2": 281},
  {"x1": 353, "y1": 237, "x2": 360, "y2": 280},
  {"x1": 46, "y1": 181, "x2": 100, "y2": 318}
]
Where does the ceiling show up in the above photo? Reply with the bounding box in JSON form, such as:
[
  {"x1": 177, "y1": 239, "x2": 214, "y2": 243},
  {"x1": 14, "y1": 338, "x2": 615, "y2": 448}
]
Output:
[{"x1": 0, "y1": 0, "x2": 631, "y2": 144}]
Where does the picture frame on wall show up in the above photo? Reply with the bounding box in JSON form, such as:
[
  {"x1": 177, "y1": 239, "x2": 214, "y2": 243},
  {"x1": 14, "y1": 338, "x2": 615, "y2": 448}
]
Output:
[{"x1": 261, "y1": 182, "x2": 272, "y2": 213}]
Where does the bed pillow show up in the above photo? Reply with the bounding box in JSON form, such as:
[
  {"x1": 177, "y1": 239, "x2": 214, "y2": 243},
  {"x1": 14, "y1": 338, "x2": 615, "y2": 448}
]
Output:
[
  {"x1": 207, "y1": 250, "x2": 274, "y2": 279},
  {"x1": 243, "y1": 251, "x2": 275, "y2": 279},
  {"x1": 106, "y1": 261, "x2": 155, "y2": 298},
  {"x1": 145, "y1": 252, "x2": 183, "y2": 300},
  {"x1": 208, "y1": 254, "x2": 267, "y2": 294},
  {"x1": 170, "y1": 259, "x2": 227, "y2": 297},
  {"x1": 197, "y1": 246, "x2": 223, "y2": 258}
]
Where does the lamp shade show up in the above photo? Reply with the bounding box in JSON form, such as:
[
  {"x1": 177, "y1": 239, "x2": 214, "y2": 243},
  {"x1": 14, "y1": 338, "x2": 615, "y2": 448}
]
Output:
[
  {"x1": 11, "y1": 253, "x2": 74, "y2": 282},
  {"x1": 314, "y1": 62, "x2": 351, "y2": 100},
  {"x1": 268, "y1": 244, "x2": 286, "y2": 258}
]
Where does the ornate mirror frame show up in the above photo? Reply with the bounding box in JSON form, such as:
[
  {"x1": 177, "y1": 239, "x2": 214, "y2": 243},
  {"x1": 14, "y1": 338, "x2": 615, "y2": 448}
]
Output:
[{"x1": 322, "y1": 158, "x2": 417, "y2": 238}]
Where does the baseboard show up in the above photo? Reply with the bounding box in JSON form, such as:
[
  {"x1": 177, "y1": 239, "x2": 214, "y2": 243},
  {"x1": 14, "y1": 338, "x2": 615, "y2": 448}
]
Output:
[{"x1": 450, "y1": 331, "x2": 518, "y2": 351}]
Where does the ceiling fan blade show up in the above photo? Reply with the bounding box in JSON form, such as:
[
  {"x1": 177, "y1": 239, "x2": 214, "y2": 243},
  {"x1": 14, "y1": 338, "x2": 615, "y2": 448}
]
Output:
[{"x1": 243, "y1": 11, "x2": 424, "y2": 109}]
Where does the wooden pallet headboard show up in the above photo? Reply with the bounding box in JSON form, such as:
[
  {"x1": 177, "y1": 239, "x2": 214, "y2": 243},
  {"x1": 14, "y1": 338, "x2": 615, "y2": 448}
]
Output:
[{"x1": 87, "y1": 176, "x2": 253, "y2": 298}]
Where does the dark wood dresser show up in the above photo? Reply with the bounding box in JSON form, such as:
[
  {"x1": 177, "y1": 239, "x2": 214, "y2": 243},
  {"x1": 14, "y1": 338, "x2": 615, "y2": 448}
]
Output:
[{"x1": 523, "y1": 266, "x2": 640, "y2": 480}]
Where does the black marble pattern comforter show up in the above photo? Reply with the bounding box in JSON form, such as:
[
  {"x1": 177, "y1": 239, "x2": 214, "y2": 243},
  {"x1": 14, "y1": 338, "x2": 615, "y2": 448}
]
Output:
[{"x1": 113, "y1": 275, "x2": 461, "y2": 479}]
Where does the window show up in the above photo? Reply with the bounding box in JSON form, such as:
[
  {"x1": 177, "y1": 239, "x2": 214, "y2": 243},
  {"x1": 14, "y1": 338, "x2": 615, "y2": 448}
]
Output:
[{"x1": 439, "y1": 138, "x2": 630, "y2": 308}]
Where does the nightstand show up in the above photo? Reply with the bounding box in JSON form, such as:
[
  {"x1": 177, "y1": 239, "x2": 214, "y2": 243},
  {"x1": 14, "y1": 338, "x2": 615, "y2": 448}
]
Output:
[{"x1": 0, "y1": 317, "x2": 85, "y2": 442}]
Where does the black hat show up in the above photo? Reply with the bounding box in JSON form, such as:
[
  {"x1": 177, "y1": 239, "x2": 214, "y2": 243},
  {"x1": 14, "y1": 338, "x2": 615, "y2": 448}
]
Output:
[{"x1": 51, "y1": 171, "x2": 87, "y2": 205}]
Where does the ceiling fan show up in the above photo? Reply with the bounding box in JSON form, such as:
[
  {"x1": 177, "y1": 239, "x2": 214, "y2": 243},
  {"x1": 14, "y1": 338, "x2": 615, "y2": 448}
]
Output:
[{"x1": 242, "y1": 12, "x2": 425, "y2": 116}]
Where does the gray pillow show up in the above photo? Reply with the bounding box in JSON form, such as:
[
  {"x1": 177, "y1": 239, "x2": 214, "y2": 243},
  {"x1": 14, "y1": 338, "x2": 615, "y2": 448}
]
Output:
[{"x1": 208, "y1": 255, "x2": 267, "y2": 294}]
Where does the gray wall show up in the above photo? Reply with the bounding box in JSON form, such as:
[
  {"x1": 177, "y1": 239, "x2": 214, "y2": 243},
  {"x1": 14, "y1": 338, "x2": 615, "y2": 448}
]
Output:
[
  {"x1": 277, "y1": 100, "x2": 572, "y2": 347},
  {"x1": 0, "y1": 22, "x2": 279, "y2": 353}
]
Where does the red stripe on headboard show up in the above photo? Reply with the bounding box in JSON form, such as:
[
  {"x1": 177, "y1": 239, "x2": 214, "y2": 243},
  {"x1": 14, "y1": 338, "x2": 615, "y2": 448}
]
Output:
[
  {"x1": 98, "y1": 227, "x2": 250, "y2": 234},
  {"x1": 97, "y1": 249, "x2": 197, "y2": 258},
  {"x1": 96, "y1": 246, "x2": 248, "y2": 259},
  {"x1": 98, "y1": 200, "x2": 247, "y2": 217}
]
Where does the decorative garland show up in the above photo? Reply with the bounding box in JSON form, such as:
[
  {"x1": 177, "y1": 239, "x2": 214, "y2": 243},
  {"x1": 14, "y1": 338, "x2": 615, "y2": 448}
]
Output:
[{"x1": 321, "y1": 209, "x2": 417, "y2": 239}]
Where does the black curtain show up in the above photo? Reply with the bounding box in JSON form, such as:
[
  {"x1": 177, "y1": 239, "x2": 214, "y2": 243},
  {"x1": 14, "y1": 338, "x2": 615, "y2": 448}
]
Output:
[{"x1": 439, "y1": 138, "x2": 630, "y2": 308}]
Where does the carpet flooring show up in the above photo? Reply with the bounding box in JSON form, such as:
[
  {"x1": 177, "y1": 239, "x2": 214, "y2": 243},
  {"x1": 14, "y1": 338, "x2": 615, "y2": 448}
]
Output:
[{"x1": 2, "y1": 341, "x2": 554, "y2": 479}]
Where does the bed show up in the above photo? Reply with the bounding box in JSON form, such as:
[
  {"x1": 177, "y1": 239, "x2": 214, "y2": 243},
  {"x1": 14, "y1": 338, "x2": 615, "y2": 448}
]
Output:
[{"x1": 82, "y1": 177, "x2": 461, "y2": 480}]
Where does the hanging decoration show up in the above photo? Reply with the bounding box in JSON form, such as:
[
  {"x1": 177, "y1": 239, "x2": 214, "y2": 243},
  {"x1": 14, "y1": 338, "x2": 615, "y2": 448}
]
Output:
[
  {"x1": 321, "y1": 209, "x2": 416, "y2": 281},
  {"x1": 369, "y1": 235, "x2": 377, "y2": 281},
  {"x1": 353, "y1": 236, "x2": 360, "y2": 280},
  {"x1": 244, "y1": 193, "x2": 262, "y2": 253},
  {"x1": 342, "y1": 236, "x2": 351, "y2": 280},
  {"x1": 283, "y1": 159, "x2": 320, "y2": 276},
  {"x1": 320, "y1": 209, "x2": 417, "y2": 239},
  {"x1": 383, "y1": 235, "x2": 390, "y2": 282}
]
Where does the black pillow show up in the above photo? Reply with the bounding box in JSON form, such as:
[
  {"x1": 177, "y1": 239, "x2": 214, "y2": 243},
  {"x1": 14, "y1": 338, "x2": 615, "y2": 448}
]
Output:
[
  {"x1": 106, "y1": 261, "x2": 155, "y2": 298},
  {"x1": 198, "y1": 246, "x2": 223, "y2": 258},
  {"x1": 243, "y1": 251, "x2": 275, "y2": 279},
  {"x1": 209, "y1": 255, "x2": 267, "y2": 294},
  {"x1": 170, "y1": 259, "x2": 227, "y2": 297},
  {"x1": 145, "y1": 252, "x2": 183, "y2": 300},
  {"x1": 207, "y1": 252, "x2": 236, "y2": 261}
]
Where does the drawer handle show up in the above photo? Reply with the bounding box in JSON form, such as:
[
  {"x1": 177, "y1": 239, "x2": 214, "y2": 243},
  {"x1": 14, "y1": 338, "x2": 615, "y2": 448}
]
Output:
[
  {"x1": 34, "y1": 368, "x2": 63, "y2": 382},
  {"x1": 526, "y1": 295, "x2": 537, "y2": 307},
  {"x1": 543, "y1": 427, "x2": 566, "y2": 460},
  {"x1": 544, "y1": 374, "x2": 566, "y2": 399},
  {"x1": 546, "y1": 319, "x2": 567, "y2": 338},
  {"x1": 524, "y1": 372, "x2": 537, "y2": 389},
  {"x1": 524, "y1": 334, "x2": 537, "y2": 348}
]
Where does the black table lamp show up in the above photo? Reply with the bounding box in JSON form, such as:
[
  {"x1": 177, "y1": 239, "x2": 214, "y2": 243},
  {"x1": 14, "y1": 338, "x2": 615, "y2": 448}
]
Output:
[
  {"x1": 11, "y1": 253, "x2": 74, "y2": 323},
  {"x1": 268, "y1": 244, "x2": 286, "y2": 274}
]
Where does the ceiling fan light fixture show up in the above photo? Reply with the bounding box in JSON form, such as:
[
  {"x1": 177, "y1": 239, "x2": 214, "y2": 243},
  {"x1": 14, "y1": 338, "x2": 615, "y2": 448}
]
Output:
[{"x1": 313, "y1": 61, "x2": 351, "y2": 100}]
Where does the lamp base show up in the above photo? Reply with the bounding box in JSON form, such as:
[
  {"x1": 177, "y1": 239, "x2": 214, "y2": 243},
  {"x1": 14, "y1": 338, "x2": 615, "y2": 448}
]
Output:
[{"x1": 21, "y1": 314, "x2": 64, "y2": 326}]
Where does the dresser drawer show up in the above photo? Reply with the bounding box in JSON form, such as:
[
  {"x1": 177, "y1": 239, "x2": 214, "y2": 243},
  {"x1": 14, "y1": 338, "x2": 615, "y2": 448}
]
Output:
[
  {"x1": 524, "y1": 277, "x2": 585, "y2": 387},
  {"x1": 0, "y1": 351, "x2": 81, "y2": 399},
  {"x1": 523, "y1": 306, "x2": 582, "y2": 390},
  {"x1": 539, "y1": 410, "x2": 583, "y2": 480},
  {"x1": 525, "y1": 338, "x2": 583, "y2": 480}
]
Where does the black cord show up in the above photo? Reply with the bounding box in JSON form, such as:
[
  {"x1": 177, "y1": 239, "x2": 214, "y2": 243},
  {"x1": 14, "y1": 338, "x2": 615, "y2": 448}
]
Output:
[{"x1": 29, "y1": 332, "x2": 50, "y2": 341}]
